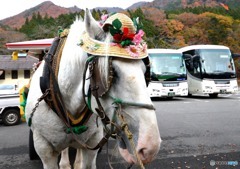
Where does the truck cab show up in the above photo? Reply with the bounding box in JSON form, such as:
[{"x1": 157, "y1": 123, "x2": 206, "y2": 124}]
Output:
[{"x1": 0, "y1": 94, "x2": 21, "y2": 126}]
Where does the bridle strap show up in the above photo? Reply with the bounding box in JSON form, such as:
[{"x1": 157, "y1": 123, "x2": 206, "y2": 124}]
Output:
[
  {"x1": 110, "y1": 95, "x2": 155, "y2": 110},
  {"x1": 72, "y1": 131, "x2": 112, "y2": 150}
]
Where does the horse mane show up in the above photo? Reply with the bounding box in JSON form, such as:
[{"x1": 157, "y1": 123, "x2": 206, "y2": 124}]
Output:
[
  {"x1": 98, "y1": 34, "x2": 112, "y2": 89},
  {"x1": 60, "y1": 16, "x2": 112, "y2": 96},
  {"x1": 62, "y1": 16, "x2": 86, "y2": 69}
]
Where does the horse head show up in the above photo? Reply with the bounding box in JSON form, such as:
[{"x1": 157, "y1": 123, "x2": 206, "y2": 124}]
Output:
[{"x1": 80, "y1": 9, "x2": 162, "y2": 165}]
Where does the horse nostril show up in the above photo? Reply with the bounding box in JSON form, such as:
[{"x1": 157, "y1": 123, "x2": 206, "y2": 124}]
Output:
[
  {"x1": 137, "y1": 147, "x2": 157, "y2": 164},
  {"x1": 138, "y1": 148, "x2": 147, "y2": 160}
]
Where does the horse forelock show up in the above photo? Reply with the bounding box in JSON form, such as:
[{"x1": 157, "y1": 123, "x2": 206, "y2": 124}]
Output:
[{"x1": 97, "y1": 34, "x2": 112, "y2": 88}]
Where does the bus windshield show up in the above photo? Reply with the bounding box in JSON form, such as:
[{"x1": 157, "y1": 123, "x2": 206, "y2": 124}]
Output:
[
  {"x1": 199, "y1": 49, "x2": 236, "y2": 74},
  {"x1": 149, "y1": 53, "x2": 186, "y2": 75}
]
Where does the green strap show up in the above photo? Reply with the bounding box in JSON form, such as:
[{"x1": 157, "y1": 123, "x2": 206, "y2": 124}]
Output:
[
  {"x1": 86, "y1": 55, "x2": 95, "y2": 62},
  {"x1": 86, "y1": 88, "x2": 92, "y2": 111},
  {"x1": 66, "y1": 126, "x2": 88, "y2": 134},
  {"x1": 28, "y1": 117, "x2": 32, "y2": 127},
  {"x1": 112, "y1": 97, "x2": 123, "y2": 104},
  {"x1": 84, "y1": 55, "x2": 95, "y2": 112},
  {"x1": 28, "y1": 112, "x2": 34, "y2": 127},
  {"x1": 110, "y1": 95, "x2": 155, "y2": 110}
]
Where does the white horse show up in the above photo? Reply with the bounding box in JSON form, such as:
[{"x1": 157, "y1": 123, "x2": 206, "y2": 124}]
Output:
[{"x1": 25, "y1": 9, "x2": 161, "y2": 169}]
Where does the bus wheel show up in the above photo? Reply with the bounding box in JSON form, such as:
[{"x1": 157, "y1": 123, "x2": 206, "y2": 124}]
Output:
[
  {"x1": 209, "y1": 93, "x2": 218, "y2": 98},
  {"x1": 29, "y1": 129, "x2": 40, "y2": 160}
]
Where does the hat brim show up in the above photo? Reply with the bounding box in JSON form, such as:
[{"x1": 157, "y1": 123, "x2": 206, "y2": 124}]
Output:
[{"x1": 80, "y1": 32, "x2": 148, "y2": 59}]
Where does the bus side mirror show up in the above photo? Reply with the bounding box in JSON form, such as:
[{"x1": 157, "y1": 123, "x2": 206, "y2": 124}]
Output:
[
  {"x1": 183, "y1": 54, "x2": 192, "y2": 61},
  {"x1": 193, "y1": 55, "x2": 200, "y2": 61},
  {"x1": 192, "y1": 55, "x2": 200, "y2": 69},
  {"x1": 183, "y1": 54, "x2": 194, "y2": 70}
]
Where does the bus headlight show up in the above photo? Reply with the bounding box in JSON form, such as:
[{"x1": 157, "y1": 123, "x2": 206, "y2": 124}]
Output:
[{"x1": 233, "y1": 86, "x2": 238, "y2": 89}]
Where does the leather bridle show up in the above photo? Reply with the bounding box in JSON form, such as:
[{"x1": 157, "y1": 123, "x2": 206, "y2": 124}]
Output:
[{"x1": 80, "y1": 55, "x2": 155, "y2": 168}]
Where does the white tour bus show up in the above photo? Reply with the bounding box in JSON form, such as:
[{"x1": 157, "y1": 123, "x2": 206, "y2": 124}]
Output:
[
  {"x1": 147, "y1": 49, "x2": 188, "y2": 98},
  {"x1": 179, "y1": 45, "x2": 238, "y2": 97}
]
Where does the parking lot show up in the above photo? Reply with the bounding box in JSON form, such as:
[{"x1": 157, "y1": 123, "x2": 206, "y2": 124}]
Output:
[{"x1": 0, "y1": 90, "x2": 240, "y2": 168}]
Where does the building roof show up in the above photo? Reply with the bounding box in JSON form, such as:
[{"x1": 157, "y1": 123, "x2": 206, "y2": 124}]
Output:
[
  {"x1": 5, "y1": 38, "x2": 54, "y2": 50},
  {"x1": 0, "y1": 55, "x2": 38, "y2": 70}
]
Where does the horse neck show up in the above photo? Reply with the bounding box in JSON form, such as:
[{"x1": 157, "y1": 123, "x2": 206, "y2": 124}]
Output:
[{"x1": 57, "y1": 35, "x2": 87, "y2": 114}]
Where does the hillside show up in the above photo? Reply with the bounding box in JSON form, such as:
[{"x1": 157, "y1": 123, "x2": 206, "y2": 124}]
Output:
[
  {"x1": 144, "y1": 0, "x2": 240, "y2": 9},
  {"x1": 0, "y1": 1, "x2": 125, "y2": 29},
  {"x1": 128, "y1": 1, "x2": 150, "y2": 10},
  {"x1": 0, "y1": 0, "x2": 238, "y2": 29},
  {"x1": 0, "y1": 1, "x2": 80, "y2": 29},
  {"x1": 1, "y1": 0, "x2": 240, "y2": 55}
]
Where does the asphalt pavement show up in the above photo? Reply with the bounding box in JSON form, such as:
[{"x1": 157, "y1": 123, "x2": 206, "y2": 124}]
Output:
[{"x1": 0, "y1": 90, "x2": 240, "y2": 169}]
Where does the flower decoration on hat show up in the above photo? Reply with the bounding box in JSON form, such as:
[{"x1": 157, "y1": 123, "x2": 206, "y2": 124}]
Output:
[
  {"x1": 79, "y1": 13, "x2": 148, "y2": 59},
  {"x1": 99, "y1": 14, "x2": 109, "y2": 26},
  {"x1": 107, "y1": 17, "x2": 146, "y2": 58}
]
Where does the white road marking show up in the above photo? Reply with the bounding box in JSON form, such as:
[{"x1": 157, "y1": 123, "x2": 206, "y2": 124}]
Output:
[{"x1": 220, "y1": 94, "x2": 232, "y2": 97}]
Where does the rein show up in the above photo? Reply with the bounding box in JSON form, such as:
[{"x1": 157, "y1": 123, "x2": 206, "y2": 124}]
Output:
[{"x1": 113, "y1": 95, "x2": 155, "y2": 169}]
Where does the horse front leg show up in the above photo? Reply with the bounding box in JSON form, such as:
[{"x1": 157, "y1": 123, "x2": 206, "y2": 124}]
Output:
[
  {"x1": 59, "y1": 147, "x2": 71, "y2": 169},
  {"x1": 73, "y1": 148, "x2": 99, "y2": 169},
  {"x1": 33, "y1": 130, "x2": 60, "y2": 169}
]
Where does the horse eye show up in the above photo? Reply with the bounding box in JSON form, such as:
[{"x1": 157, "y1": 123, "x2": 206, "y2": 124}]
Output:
[{"x1": 111, "y1": 67, "x2": 118, "y2": 84}]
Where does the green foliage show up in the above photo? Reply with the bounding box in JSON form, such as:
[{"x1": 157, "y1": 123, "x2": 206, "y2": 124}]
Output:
[
  {"x1": 165, "y1": 1, "x2": 182, "y2": 10},
  {"x1": 19, "y1": 10, "x2": 85, "y2": 39},
  {"x1": 166, "y1": 6, "x2": 240, "y2": 20},
  {"x1": 128, "y1": 8, "x2": 160, "y2": 48},
  {"x1": 92, "y1": 9, "x2": 101, "y2": 20}
]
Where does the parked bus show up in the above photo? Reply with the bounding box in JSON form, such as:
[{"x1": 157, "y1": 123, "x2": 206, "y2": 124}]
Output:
[
  {"x1": 147, "y1": 49, "x2": 188, "y2": 98},
  {"x1": 179, "y1": 45, "x2": 238, "y2": 97}
]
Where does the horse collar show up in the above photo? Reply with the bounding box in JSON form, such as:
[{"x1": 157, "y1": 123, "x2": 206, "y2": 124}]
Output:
[{"x1": 39, "y1": 36, "x2": 92, "y2": 128}]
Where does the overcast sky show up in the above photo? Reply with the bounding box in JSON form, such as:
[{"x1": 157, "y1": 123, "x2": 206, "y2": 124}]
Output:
[{"x1": 0, "y1": 0, "x2": 153, "y2": 20}]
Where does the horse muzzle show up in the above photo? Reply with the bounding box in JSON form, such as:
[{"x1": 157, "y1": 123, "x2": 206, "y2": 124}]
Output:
[{"x1": 119, "y1": 136, "x2": 162, "y2": 165}]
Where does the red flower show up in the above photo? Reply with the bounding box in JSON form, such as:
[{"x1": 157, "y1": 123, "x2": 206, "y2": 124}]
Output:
[
  {"x1": 122, "y1": 27, "x2": 135, "y2": 40},
  {"x1": 112, "y1": 27, "x2": 135, "y2": 44},
  {"x1": 113, "y1": 34, "x2": 122, "y2": 43}
]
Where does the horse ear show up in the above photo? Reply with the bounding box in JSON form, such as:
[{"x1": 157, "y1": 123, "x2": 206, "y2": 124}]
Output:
[
  {"x1": 84, "y1": 8, "x2": 105, "y2": 40},
  {"x1": 136, "y1": 17, "x2": 139, "y2": 24}
]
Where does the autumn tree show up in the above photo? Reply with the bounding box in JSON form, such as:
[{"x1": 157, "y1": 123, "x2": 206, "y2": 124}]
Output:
[
  {"x1": 157, "y1": 19, "x2": 185, "y2": 48},
  {"x1": 128, "y1": 8, "x2": 159, "y2": 48},
  {"x1": 0, "y1": 27, "x2": 26, "y2": 54},
  {"x1": 142, "y1": 7, "x2": 166, "y2": 27},
  {"x1": 198, "y1": 12, "x2": 233, "y2": 44},
  {"x1": 175, "y1": 12, "x2": 199, "y2": 27}
]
